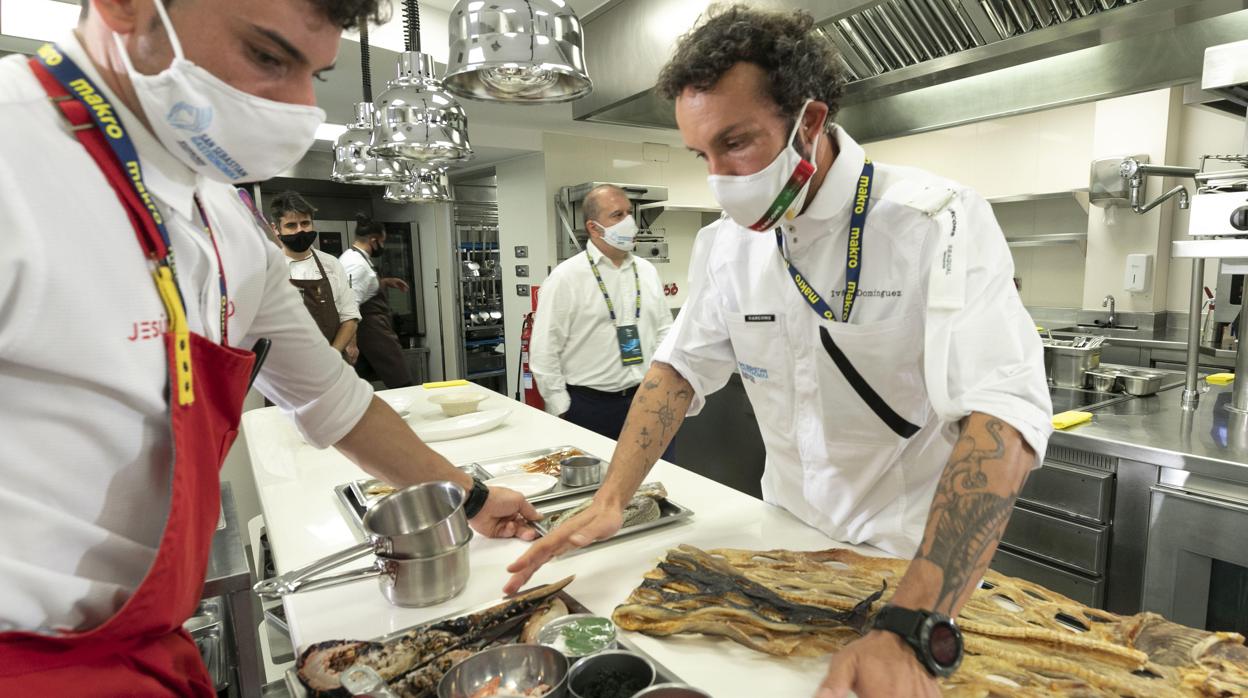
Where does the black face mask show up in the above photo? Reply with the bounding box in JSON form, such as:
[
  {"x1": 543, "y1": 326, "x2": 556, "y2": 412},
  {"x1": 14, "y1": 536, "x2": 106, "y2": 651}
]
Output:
[
  {"x1": 279, "y1": 231, "x2": 318, "y2": 253},
  {"x1": 369, "y1": 239, "x2": 385, "y2": 258}
]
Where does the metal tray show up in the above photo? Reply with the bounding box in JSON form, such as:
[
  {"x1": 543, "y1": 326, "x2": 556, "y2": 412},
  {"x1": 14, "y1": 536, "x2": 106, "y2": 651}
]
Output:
[
  {"x1": 283, "y1": 590, "x2": 685, "y2": 697},
  {"x1": 533, "y1": 495, "x2": 694, "y2": 545},
  {"x1": 335, "y1": 464, "x2": 489, "y2": 534},
  {"x1": 467, "y1": 445, "x2": 607, "y2": 504}
]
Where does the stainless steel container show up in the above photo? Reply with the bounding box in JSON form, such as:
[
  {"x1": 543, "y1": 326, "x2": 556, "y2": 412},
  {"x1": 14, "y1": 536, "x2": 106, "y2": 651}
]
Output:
[
  {"x1": 254, "y1": 536, "x2": 472, "y2": 607},
  {"x1": 1084, "y1": 368, "x2": 1122, "y2": 393},
  {"x1": 439, "y1": 644, "x2": 569, "y2": 698},
  {"x1": 1045, "y1": 342, "x2": 1102, "y2": 388},
  {"x1": 184, "y1": 599, "x2": 229, "y2": 691},
  {"x1": 634, "y1": 686, "x2": 714, "y2": 698},
  {"x1": 1118, "y1": 369, "x2": 1165, "y2": 396},
  {"x1": 560, "y1": 456, "x2": 604, "y2": 488},
  {"x1": 568, "y1": 650, "x2": 655, "y2": 698},
  {"x1": 538, "y1": 614, "x2": 618, "y2": 659}
]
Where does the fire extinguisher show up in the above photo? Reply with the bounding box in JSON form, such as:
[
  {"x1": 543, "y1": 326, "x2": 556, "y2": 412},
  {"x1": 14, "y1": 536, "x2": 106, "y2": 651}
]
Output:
[{"x1": 517, "y1": 287, "x2": 544, "y2": 410}]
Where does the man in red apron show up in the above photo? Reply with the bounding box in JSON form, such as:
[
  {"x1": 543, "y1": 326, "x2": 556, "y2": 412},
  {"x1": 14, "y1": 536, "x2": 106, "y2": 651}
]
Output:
[
  {"x1": 270, "y1": 190, "x2": 361, "y2": 362},
  {"x1": 0, "y1": 2, "x2": 538, "y2": 693}
]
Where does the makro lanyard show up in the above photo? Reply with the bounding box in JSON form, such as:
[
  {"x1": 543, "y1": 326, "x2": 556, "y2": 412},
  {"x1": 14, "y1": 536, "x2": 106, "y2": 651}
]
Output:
[
  {"x1": 775, "y1": 159, "x2": 874, "y2": 323},
  {"x1": 586, "y1": 249, "x2": 640, "y2": 324},
  {"x1": 32, "y1": 43, "x2": 229, "y2": 403},
  {"x1": 194, "y1": 197, "x2": 230, "y2": 345}
]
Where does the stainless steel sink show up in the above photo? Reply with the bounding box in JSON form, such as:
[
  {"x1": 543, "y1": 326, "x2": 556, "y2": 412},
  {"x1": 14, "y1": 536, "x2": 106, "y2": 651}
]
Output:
[{"x1": 1050, "y1": 324, "x2": 1152, "y2": 339}]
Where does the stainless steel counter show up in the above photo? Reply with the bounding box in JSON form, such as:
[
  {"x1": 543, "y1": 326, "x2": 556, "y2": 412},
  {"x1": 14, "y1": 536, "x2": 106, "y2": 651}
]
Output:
[
  {"x1": 1048, "y1": 325, "x2": 1238, "y2": 360},
  {"x1": 1051, "y1": 384, "x2": 1248, "y2": 485}
]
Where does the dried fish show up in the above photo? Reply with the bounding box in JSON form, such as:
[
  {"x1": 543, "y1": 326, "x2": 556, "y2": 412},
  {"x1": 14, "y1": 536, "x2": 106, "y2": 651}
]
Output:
[
  {"x1": 546, "y1": 483, "x2": 667, "y2": 532},
  {"x1": 520, "y1": 598, "x2": 569, "y2": 644},
  {"x1": 522, "y1": 447, "x2": 585, "y2": 476},
  {"x1": 296, "y1": 576, "x2": 574, "y2": 697}
]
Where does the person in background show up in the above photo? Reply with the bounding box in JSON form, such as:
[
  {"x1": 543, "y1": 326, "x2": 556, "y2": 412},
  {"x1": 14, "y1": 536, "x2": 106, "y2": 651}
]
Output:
[
  {"x1": 341, "y1": 214, "x2": 413, "y2": 388},
  {"x1": 270, "y1": 191, "x2": 359, "y2": 362},
  {"x1": 506, "y1": 6, "x2": 1051, "y2": 698},
  {"x1": 529, "y1": 184, "x2": 676, "y2": 460},
  {"x1": 0, "y1": 0, "x2": 537, "y2": 693}
]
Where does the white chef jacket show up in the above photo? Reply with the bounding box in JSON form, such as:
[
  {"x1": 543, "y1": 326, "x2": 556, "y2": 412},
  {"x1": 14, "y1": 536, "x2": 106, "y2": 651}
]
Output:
[
  {"x1": 531, "y1": 242, "x2": 673, "y2": 416},
  {"x1": 341, "y1": 246, "x2": 381, "y2": 307},
  {"x1": 654, "y1": 126, "x2": 1052, "y2": 556},
  {"x1": 0, "y1": 35, "x2": 373, "y2": 633},
  {"x1": 288, "y1": 248, "x2": 362, "y2": 324}
]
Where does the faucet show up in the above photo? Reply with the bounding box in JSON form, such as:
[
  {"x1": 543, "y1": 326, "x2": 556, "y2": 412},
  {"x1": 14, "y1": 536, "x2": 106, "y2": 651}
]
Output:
[{"x1": 1102, "y1": 294, "x2": 1117, "y2": 328}]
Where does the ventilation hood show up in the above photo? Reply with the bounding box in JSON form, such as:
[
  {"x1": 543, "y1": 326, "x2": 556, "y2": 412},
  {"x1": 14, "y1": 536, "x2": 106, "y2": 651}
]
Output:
[
  {"x1": 574, "y1": 0, "x2": 1248, "y2": 142},
  {"x1": 1203, "y1": 39, "x2": 1248, "y2": 110}
]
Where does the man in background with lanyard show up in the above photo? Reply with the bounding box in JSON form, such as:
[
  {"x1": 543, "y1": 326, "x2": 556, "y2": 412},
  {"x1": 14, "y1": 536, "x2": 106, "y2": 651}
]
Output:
[
  {"x1": 271, "y1": 190, "x2": 360, "y2": 363},
  {"x1": 530, "y1": 184, "x2": 675, "y2": 460},
  {"x1": 507, "y1": 6, "x2": 1051, "y2": 697},
  {"x1": 342, "y1": 213, "x2": 414, "y2": 388},
  {"x1": 0, "y1": 1, "x2": 537, "y2": 693}
]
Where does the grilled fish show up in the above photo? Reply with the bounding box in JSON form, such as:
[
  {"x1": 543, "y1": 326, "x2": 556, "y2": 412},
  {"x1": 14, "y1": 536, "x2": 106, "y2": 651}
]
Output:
[{"x1": 545, "y1": 482, "x2": 667, "y2": 532}]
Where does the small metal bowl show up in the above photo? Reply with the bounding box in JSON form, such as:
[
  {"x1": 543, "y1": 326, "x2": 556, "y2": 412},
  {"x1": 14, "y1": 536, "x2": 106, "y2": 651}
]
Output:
[
  {"x1": 438, "y1": 644, "x2": 569, "y2": 698},
  {"x1": 1084, "y1": 369, "x2": 1121, "y2": 393},
  {"x1": 538, "y1": 614, "x2": 617, "y2": 659},
  {"x1": 568, "y1": 650, "x2": 655, "y2": 698},
  {"x1": 633, "y1": 685, "x2": 714, "y2": 698},
  {"x1": 560, "y1": 456, "x2": 604, "y2": 488}
]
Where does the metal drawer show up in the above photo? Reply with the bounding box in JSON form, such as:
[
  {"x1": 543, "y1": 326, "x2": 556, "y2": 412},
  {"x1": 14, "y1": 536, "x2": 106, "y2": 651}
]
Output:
[
  {"x1": 1018, "y1": 461, "x2": 1114, "y2": 524},
  {"x1": 1001, "y1": 505, "x2": 1109, "y2": 575},
  {"x1": 991, "y1": 546, "x2": 1105, "y2": 608}
]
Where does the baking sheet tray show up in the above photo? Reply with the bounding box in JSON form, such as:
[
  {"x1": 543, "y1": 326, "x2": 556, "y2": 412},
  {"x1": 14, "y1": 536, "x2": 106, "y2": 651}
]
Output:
[
  {"x1": 334, "y1": 464, "x2": 488, "y2": 534},
  {"x1": 283, "y1": 590, "x2": 685, "y2": 697},
  {"x1": 532, "y1": 496, "x2": 694, "y2": 544}
]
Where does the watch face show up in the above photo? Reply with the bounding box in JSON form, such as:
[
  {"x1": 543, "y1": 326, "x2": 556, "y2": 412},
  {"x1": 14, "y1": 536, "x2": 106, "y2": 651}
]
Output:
[{"x1": 929, "y1": 622, "x2": 961, "y2": 668}]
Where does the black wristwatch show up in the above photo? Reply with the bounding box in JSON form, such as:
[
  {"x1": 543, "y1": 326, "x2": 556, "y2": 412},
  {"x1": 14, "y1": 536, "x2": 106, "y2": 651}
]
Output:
[
  {"x1": 870, "y1": 605, "x2": 963, "y2": 678},
  {"x1": 462, "y1": 478, "x2": 490, "y2": 519}
]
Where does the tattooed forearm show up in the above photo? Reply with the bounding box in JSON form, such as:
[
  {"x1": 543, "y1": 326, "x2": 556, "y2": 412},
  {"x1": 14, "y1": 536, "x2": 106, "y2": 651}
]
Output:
[
  {"x1": 891, "y1": 413, "x2": 1034, "y2": 617},
  {"x1": 596, "y1": 362, "x2": 696, "y2": 508}
]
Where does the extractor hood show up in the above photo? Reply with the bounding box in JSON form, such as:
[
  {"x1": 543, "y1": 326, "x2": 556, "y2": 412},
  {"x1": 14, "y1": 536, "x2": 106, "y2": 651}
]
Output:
[
  {"x1": 1203, "y1": 39, "x2": 1248, "y2": 110},
  {"x1": 574, "y1": 0, "x2": 1248, "y2": 142}
]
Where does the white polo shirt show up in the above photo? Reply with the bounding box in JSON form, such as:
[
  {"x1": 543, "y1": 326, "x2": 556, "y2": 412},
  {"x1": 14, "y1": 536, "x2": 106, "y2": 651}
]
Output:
[
  {"x1": 655, "y1": 126, "x2": 1052, "y2": 556},
  {"x1": 288, "y1": 248, "x2": 362, "y2": 324},
  {"x1": 0, "y1": 35, "x2": 373, "y2": 633},
  {"x1": 530, "y1": 242, "x2": 673, "y2": 416}
]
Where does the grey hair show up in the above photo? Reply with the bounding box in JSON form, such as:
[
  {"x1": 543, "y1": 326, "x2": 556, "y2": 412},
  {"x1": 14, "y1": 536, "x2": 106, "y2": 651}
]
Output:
[{"x1": 655, "y1": 3, "x2": 846, "y2": 130}]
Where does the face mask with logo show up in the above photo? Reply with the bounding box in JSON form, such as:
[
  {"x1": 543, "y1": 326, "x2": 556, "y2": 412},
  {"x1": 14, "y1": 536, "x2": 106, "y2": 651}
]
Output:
[
  {"x1": 707, "y1": 99, "x2": 823, "y2": 231},
  {"x1": 279, "y1": 231, "x2": 318, "y2": 253},
  {"x1": 598, "y1": 215, "x2": 638, "y2": 252},
  {"x1": 112, "y1": 0, "x2": 326, "y2": 183}
]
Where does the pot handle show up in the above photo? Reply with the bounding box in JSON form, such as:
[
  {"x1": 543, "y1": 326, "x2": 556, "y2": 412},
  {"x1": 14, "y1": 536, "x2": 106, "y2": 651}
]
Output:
[{"x1": 253, "y1": 541, "x2": 377, "y2": 597}]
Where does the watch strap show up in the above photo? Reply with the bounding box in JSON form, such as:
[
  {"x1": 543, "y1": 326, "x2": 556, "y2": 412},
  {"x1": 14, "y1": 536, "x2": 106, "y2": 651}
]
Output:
[{"x1": 462, "y1": 478, "x2": 490, "y2": 519}]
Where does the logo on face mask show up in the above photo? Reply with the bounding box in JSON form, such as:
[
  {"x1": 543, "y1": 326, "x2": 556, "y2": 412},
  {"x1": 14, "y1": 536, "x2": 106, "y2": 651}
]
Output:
[{"x1": 167, "y1": 102, "x2": 212, "y2": 133}]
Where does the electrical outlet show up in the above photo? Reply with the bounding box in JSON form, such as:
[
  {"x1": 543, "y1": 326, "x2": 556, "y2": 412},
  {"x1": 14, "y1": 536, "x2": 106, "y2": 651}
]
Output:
[
  {"x1": 514, "y1": 246, "x2": 529, "y2": 258},
  {"x1": 516, "y1": 265, "x2": 529, "y2": 277},
  {"x1": 516, "y1": 284, "x2": 531, "y2": 296}
]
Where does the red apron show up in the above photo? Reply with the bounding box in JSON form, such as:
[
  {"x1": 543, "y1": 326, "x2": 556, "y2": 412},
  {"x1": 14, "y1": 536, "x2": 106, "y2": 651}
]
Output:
[{"x1": 0, "y1": 57, "x2": 256, "y2": 695}]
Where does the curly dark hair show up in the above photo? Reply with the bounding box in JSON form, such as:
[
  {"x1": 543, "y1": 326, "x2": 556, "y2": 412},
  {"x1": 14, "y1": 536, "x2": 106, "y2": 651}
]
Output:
[
  {"x1": 655, "y1": 4, "x2": 846, "y2": 129},
  {"x1": 269, "y1": 190, "x2": 317, "y2": 224},
  {"x1": 80, "y1": 0, "x2": 389, "y2": 30}
]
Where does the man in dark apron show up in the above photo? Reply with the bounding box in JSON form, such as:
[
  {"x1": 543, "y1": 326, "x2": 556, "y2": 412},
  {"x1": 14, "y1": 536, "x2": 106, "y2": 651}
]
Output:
[
  {"x1": 341, "y1": 214, "x2": 413, "y2": 388},
  {"x1": 270, "y1": 191, "x2": 359, "y2": 361}
]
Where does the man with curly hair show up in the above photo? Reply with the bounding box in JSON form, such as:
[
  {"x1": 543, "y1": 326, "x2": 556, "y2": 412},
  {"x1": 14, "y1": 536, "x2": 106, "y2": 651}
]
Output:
[
  {"x1": 0, "y1": 1, "x2": 539, "y2": 692},
  {"x1": 508, "y1": 5, "x2": 1052, "y2": 696}
]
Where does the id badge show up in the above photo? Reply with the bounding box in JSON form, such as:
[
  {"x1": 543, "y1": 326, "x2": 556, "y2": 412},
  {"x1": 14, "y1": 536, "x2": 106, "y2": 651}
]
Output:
[{"x1": 616, "y1": 325, "x2": 643, "y2": 366}]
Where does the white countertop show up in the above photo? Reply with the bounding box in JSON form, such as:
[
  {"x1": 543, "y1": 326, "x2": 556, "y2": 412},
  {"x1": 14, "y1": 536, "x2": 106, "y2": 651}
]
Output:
[{"x1": 242, "y1": 386, "x2": 877, "y2": 697}]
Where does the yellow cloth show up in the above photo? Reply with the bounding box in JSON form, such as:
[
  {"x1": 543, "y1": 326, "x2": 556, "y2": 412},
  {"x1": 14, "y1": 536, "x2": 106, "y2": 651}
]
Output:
[
  {"x1": 423, "y1": 379, "x2": 470, "y2": 389},
  {"x1": 1052, "y1": 410, "x2": 1093, "y2": 429},
  {"x1": 1207, "y1": 373, "x2": 1235, "y2": 385}
]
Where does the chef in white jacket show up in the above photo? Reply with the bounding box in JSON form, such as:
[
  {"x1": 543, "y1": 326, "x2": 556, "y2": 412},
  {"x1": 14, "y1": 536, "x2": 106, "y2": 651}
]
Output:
[{"x1": 507, "y1": 6, "x2": 1052, "y2": 698}]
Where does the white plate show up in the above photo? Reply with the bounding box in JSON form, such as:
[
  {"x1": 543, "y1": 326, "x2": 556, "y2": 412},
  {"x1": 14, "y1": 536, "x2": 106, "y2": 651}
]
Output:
[
  {"x1": 411, "y1": 408, "x2": 512, "y2": 442},
  {"x1": 483, "y1": 473, "x2": 558, "y2": 498},
  {"x1": 378, "y1": 394, "x2": 413, "y2": 416}
]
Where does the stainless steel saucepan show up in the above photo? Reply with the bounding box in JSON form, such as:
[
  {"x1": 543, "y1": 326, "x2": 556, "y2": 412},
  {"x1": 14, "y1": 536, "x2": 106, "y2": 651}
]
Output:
[{"x1": 254, "y1": 481, "x2": 471, "y2": 601}]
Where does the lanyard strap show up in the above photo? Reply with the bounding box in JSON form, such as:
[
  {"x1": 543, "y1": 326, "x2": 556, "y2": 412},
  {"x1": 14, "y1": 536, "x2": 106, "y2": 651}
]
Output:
[
  {"x1": 586, "y1": 249, "x2": 640, "y2": 323},
  {"x1": 194, "y1": 197, "x2": 230, "y2": 345},
  {"x1": 775, "y1": 159, "x2": 874, "y2": 323}
]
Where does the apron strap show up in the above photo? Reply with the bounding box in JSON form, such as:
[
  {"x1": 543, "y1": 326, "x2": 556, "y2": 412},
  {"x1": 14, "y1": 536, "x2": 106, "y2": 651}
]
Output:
[{"x1": 819, "y1": 327, "x2": 921, "y2": 439}]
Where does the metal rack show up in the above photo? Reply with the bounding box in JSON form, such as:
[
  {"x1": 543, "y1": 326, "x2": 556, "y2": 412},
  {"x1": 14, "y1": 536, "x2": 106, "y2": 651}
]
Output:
[{"x1": 453, "y1": 188, "x2": 506, "y2": 391}]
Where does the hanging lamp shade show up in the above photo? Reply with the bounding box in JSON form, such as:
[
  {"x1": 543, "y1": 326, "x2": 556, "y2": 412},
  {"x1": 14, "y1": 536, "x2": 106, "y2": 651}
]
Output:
[
  {"x1": 371, "y1": 0, "x2": 473, "y2": 164},
  {"x1": 444, "y1": 0, "x2": 592, "y2": 103},
  {"x1": 332, "y1": 19, "x2": 409, "y2": 184},
  {"x1": 332, "y1": 102, "x2": 411, "y2": 184},
  {"x1": 384, "y1": 168, "x2": 452, "y2": 203}
]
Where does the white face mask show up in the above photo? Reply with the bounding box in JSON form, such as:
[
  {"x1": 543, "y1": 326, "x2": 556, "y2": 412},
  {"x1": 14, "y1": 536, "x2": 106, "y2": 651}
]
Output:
[
  {"x1": 597, "y1": 215, "x2": 638, "y2": 252},
  {"x1": 707, "y1": 100, "x2": 823, "y2": 231},
  {"x1": 113, "y1": 0, "x2": 326, "y2": 183}
]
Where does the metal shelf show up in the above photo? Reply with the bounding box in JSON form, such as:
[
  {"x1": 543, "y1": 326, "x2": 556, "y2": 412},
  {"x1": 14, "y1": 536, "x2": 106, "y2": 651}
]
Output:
[
  {"x1": 987, "y1": 190, "x2": 1089, "y2": 205},
  {"x1": 1006, "y1": 232, "x2": 1088, "y2": 250},
  {"x1": 464, "y1": 324, "x2": 504, "y2": 331},
  {"x1": 465, "y1": 337, "x2": 504, "y2": 349}
]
